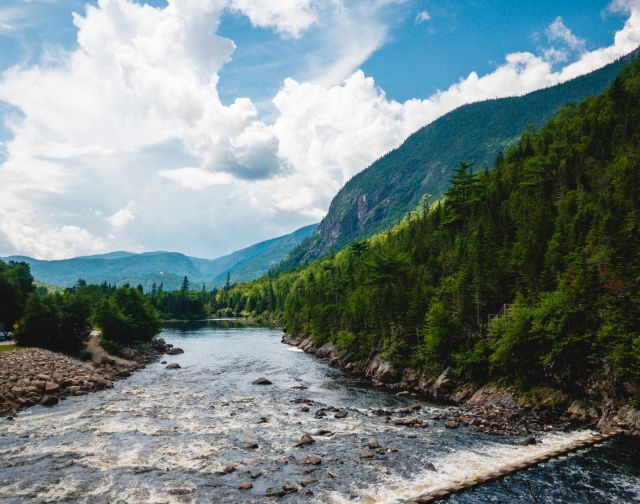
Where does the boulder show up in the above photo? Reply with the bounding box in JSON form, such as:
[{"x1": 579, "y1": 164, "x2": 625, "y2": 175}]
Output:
[
  {"x1": 334, "y1": 410, "x2": 348, "y2": 419},
  {"x1": 166, "y1": 363, "x2": 181, "y2": 369},
  {"x1": 166, "y1": 348, "x2": 184, "y2": 356},
  {"x1": 40, "y1": 395, "x2": 59, "y2": 407},
  {"x1": 282, "y1": 483, "x2": 298, "y2": 494},
  {"x1": 294, "y1": 434, "x2": 315, "y2": 447},
  {"x1": 365, "y1": 355, "x2": 398, "y2": 383},
  {"x1": 252, "y1": 377, "x2": 272, "y2": 385},
  {"x1": 432, "y1": 367, "x2": 455, "y2": 397},
  {"x1": 359, "y1": 450, "x2": 374, "y2": 459},
  {"x1": 238, "y1": 482, "x2": 253, "y2": 490},
  {"x1": 120, "y1": 347, "x2": 138, "y2": 360},
  {"x1": 298, "y1": 456, "x2": 321, "y2": 466},
  {"x1": 44, "y1": 381, "x2": 60, "y2": 393},
  {"x1": 520, "y1": 436, "x2": 538, "y2": 446}
]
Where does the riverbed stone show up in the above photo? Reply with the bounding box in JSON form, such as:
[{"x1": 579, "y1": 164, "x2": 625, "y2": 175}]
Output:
[
  {"x1": 295, "y1": 434, "x2": 315, "y2": 447},
  {"x1": 252, "y1": 377, "x2": 272, "y2": 385}
]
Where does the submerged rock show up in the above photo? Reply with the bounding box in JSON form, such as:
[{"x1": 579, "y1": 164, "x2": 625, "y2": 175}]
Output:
[
  {"x1": 520, "y1": 436, "x2": 538, "y2": 446},
  {"x1": 282, "y1": 483, "x2": 298, "y2": 493}
]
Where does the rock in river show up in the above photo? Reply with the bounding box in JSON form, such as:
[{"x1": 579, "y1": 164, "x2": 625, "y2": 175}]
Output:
[
  {"x1": 166, "y1": 363, "x2": 181, "y2": 369},
  {"x1": 252, "y1": 377, "x2": 272, "y2": 385},
  {"x1": 166, "y1": 348, "x2": 185, "y2": 355},
  {"x1": 294, "y1": 434, "x2": 315, "y2": 447}
]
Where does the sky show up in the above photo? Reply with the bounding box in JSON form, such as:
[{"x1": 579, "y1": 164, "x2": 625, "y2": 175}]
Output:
[{"x1": 0, "y1": 0, "x2": 638, "y2": 260}]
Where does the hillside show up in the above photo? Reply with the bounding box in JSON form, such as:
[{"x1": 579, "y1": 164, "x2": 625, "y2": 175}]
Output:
[
  {"x1": 220, "y1": 54, "x2": 640, "y2": 406},
  {"x1": 4, "y1": 224, "x2": 317, "y2": 291},
  {"x1": 281, "y1": 49, "x2": 639, "y2": 268}
]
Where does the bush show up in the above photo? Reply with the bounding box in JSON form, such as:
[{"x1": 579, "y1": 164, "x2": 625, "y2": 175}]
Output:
[
  {"x1": 94, "y1": 287, "x2": 160, "y2": 344},
  {"x1": 16, "y1": 292, "x2": 90, "y2": 355}
]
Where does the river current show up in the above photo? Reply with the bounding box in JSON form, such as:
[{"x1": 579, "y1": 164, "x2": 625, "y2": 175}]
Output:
[{"x1": 0, "y1": 322, "x2": 638, "y2": 503}]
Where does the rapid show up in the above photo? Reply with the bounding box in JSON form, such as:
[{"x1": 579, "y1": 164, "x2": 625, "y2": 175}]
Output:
[{"x1": 0, "y1": 322, "x2": 638, "y2": 503}]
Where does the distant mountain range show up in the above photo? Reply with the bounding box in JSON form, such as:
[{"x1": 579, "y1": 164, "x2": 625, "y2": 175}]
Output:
[
  {"x1": 4, "y1": 224, "x2": 317, "y2": 291},
  {"x1": 279, "y1": 49, "x2": 640, "y2": 269}
]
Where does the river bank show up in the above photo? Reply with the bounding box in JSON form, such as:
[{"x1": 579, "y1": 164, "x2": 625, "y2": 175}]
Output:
[
  {"x1": 282, "y1": 333, "x2": 640, "y2": 437},
  {"x1": 0, "y1": 335, "x2": 171, "y2": 418},
  {"x1": 1, "y1": 324, "x2": 637, "y2": 504}
]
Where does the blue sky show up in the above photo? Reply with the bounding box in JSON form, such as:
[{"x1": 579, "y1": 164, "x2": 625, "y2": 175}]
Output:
[
  {"x1": 0, "y1": 0, "x2": 637, "y2": 259},
  {"x1": 0, "y1": 1, "x2": 628, "y2": 109}
]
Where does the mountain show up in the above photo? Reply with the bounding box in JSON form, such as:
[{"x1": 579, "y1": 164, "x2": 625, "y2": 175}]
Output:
[
  {"x1": 4, "y1": 224, "x2": 317, "y2": 290},
  {"x1": 219, "y1": 53, "x2": 640, "y2": 420},
  {"x1": 281, "y1": 49, "x2": 639, "y2": 268}
]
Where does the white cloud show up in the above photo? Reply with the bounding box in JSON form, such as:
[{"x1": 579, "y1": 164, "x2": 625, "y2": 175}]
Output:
[
  {"x1": 415, "y1": 10, "x2": 431, "y2": 23},
  {"x1": 0, "y1": 0, "x2": 640, "y2": 260},
  {"x1": 158, "y1": 167, "x2": 235, "y2": 189},
  {"x1": 546, "y1": 16, "x2": 586, "y2": 52},
  {"x1": 0, "y1": 5, "x2": 27, "y2": 32},
  {"x1": 107, "y1": 204, "x2": 135, "y2": 228},
  {"x1": 229, "y1": 0, "x2": 319, "y2": 38}
]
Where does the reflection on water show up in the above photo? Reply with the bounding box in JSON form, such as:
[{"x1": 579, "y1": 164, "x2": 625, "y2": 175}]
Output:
[{"x1": 0, "y1": 322, "x2": 638, "y2": 503}]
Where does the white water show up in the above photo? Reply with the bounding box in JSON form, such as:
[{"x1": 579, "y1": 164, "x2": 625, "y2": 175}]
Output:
[{"x1": 0, "y1": 323, "x2": 637, "y2": 504}]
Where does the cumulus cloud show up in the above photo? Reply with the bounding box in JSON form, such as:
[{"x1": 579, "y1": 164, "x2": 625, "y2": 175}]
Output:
[
  {"x1": 229, "y1": 0, "x2": 319, "y2": 38},
  {"x1": 0, "y1": 0, "x2": 639, "y2": 260},
  {"x1": 107, "y1": 205, "x2": 135, "y2": 228}
]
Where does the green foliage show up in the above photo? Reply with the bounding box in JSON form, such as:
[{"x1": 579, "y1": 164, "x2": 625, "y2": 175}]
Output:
[
  {"x1": 94, "y1": 286, "x2": 160, "y2": 344},
  {"x1": 216, "y1": 55, "x2": 640, "y2": 392},
  {"x1": 16, "y1": 291, "x2": 90, "y2": 355},
  {"x1": 99, "y1": 338, "x2": 122, "y2": 356},
  {"x1": 0, "y1": 260, "x2": 34, "y2": 329}
]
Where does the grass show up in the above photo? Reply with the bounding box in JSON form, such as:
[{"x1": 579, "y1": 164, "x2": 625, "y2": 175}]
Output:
[{"x1": 0, "y1": 344, "x2": 18, "y2": 353}]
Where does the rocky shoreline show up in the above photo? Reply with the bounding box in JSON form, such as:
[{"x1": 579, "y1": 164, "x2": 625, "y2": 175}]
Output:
[
  {"x1": 0, "y1": 337, "x2": 171, "y2": 418},
  {"x1": 283, "y1": 333, "x2": 640, "y2": 437}
]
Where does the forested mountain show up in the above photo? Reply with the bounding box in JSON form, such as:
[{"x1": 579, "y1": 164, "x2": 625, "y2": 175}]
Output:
[
  {"x1": 4, "y1": 224, "x2": 317, "y2": 291},
  {"x1": 281, "y1": 49, "x2": 639, "y2": 269},
  {"x1": 221, "y1": 55, "x2": 640, "y2": 393}
]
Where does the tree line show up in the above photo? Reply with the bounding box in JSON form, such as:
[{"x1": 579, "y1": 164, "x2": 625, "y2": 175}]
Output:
[{"x1": 0, "y1": 264, "x2": 161, "y2": 356}]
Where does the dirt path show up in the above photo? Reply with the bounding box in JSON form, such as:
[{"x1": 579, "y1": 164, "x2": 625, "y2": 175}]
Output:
[{"x1": 86, "y1": 330, "x2": 137, "y2": 367}]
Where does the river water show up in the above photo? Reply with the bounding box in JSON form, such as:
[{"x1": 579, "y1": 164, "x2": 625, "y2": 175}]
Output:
[{"x1": 0, "y1": 322, "x2": 638, "y2": 503}]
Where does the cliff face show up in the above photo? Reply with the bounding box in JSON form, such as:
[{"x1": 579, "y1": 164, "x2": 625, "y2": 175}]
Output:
[{"x1": 289, "y1": 50, "x2": 638, "y2": 265}]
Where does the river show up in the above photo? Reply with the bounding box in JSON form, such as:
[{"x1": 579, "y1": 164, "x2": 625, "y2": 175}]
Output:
[{"x1": 0, "y1": 322, "x2": 638, "y2": 503}]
